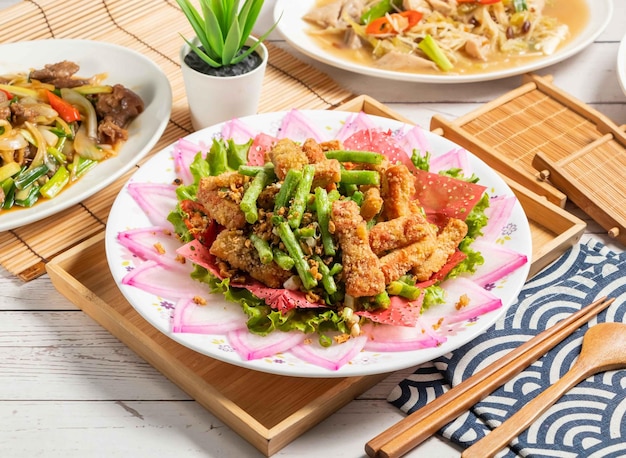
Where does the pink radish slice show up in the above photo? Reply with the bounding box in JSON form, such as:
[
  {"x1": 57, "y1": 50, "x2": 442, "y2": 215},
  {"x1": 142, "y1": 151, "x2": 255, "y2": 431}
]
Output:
[
  {"x1": 173, "y1": 138, "x2": 206, "y2": 185},
  {"x1": 121, "y1": 260, "x2": 208, "y2": 300},
  {"x1": 429, "y1": 147, "x2": 471, "y2": 175},
  {"x1": 335, "y1": 112, "x2": 377, "y2": 141},
  {"x1": 290, "y1": 334, "x2": 368, "y2": 371},
  {"x1": 247, "y1": 132, "x2": 277, "y2": 166},
  {"x1": 438, "y1": 277, "x2": 502, "y2": 324},
  {"x1": 117, "y1": 226, "x2": 183, "y2": 268},
  {"x1": 220, "y1": 117, "x2": 257, "y2": 144},
  {"x1": 481, "y1": 195, "x2": 517, "y2": 242},
  {"x1": 171, "y1": 296, "x2": 247, "y2": 334},
  {"x1": 362, "y1": 322, "x2": 444, "y2": 352},
  {"x1": 227, "y1": 328, "x2": 307, "y2": 361},
  {"x1": 395, "y1": 124, "x2": 431, "y2": 158},
  {"x1": 277, "y1": 109, "x2": 325, "y2": 142},
  {"x1": 469, "y1": 240, "x2": 528, "y2": 287},
  {"x1": 126, "y1": 182, "x2": 178, "y2": 227}
]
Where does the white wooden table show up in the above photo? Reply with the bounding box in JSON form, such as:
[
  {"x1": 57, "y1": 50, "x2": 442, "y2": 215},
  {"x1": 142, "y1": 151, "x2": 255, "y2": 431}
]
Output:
[{"x1": 1, "y1": 2, "x2": 625, "y2": 456}]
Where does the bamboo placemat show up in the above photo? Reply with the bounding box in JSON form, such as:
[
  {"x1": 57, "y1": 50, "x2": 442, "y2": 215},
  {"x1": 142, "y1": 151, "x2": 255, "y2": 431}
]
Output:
[{"x1": 0, "y1": 0, "x2": 354, "y2": 281}]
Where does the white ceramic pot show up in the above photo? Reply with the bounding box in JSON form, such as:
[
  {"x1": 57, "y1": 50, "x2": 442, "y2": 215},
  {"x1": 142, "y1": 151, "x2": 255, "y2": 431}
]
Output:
[{"x1": 180, "y1": 37, "x2": 268, "y2": 131}]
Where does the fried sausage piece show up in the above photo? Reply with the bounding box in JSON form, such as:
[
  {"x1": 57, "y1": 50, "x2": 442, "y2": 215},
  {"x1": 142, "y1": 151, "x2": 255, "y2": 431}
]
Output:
[
  {"x1": 331, "y1": 199, "x2": 385, "y2": 297},
  {"x1": 210, "y1": 230, "x2": 291, "y2": 289},
  {"x1": 196, "y1": 172, "x2": 249, "y2": 230},
  {"x1": 412, "y1": 218, "x2": 468, "y2": 281},
  {"x1": 381, "y1": 163, "x2": 415, "y2": 219},
  {"x1": 369, "y1": 212, "x2": 434, "y2": 256}
]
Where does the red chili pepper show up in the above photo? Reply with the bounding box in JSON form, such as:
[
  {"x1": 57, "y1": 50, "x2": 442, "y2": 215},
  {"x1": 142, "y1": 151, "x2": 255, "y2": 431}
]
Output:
[
  {"x1": 0, "y1": 88, "x2": 13, "y2": 100},
  {"x1": 365, "y1": 10, "x2": 423, "y2": 36},
  {"x1": 46, "y1": 89, "x2": 81, "y2": 123}
]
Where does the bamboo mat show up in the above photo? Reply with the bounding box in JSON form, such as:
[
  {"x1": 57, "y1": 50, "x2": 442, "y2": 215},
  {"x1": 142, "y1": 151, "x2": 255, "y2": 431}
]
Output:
[{"x1": 0, "y1": 0, "x2": 354, "y2": 281}]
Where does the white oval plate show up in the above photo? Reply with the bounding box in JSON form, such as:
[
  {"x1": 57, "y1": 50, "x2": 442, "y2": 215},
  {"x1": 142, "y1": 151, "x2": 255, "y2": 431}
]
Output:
[
  {"x1": 105, "y1": 110, "x2": 532, "y2": 378},
  {"x1": 618, "y1": 32, "x2": 626, "y2": 96},
  {"x1": 273, "y1": 0, "x2": 612, "y2": 84},
  {"x1": 0, "y1": 39, "x2": 172, "y2": 232}
]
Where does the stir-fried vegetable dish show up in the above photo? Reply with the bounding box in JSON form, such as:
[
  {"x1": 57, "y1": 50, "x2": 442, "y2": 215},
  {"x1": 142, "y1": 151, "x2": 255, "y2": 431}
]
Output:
[
  {"x1": 0, "y1": 61, "x2": 144, "y2": 211},
  {"x1": 303, "y1": 0, "x2": 570, "y2": 74}
]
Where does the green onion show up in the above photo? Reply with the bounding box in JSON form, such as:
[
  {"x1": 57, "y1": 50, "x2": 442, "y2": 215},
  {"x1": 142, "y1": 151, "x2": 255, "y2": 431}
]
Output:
[
  {"x1": 418, "y1": 34, "x2": 453, "y2": 72},
  {"x1": 40, "y1": 166, "x2": 70, "y2": 199},
  {"x1": 0, "y1": 161, "x2": 21, "y2": 182},
  {"x1": 14, "y1": 185, "x2": 40, "y2": 207},
  {"x1": 14, "y1": 164, "x2": 48, "y2": 190},
  {"x1": 513, "y1": 0, "x2": 528, "y2": 12}
]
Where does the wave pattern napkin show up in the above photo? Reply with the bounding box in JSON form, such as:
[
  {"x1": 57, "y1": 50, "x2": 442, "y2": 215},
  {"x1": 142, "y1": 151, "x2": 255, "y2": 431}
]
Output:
[{"x1": 389, "y1": 238, "x2": 626, "y2": 457}]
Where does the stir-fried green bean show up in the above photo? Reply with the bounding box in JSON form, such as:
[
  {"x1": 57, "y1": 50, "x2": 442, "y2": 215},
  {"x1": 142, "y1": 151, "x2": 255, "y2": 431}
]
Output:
[
  {"x1": 314, "y1": 255, "x2": 337, "y2": 295},
  {"x1": 387, "y1": 279, "x2": 421, "y2": 300},
  {"x1": 276, "y1": 221, "x2": 317, "y2": 290},
  {"x1": 314, "y1": 187, "x2": 335, "y2": 256},
  {"x1": 240, "y1": 170, "x2": 270, "y2": 224},
  {"x1": 340, "y1": 169, "x2": 380, "y2": 186},
  {"x1": 274, "y1": 168, "x2": 302, "y2": 212},
  {"x1": 325, "y1": 150, "x2": 384, "y2": 164},
  {"x1": 287, "y1": 164, "x2": 315, "y2": 229},
  {"x1": 249, "y1": 233, "x2": 273, "y2": 264},
  {"x1": 272, "y1": 247, "x2": 295, "y2": 270}
]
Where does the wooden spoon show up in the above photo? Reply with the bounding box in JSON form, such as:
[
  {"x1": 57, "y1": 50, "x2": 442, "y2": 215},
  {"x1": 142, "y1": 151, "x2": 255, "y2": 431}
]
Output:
[{"x1": 462, "y1": 322, "x2": 626, "y2": 458}]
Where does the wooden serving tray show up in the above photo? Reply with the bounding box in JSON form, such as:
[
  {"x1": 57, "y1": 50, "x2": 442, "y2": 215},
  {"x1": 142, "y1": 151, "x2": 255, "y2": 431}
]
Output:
[
  {"x1": 45, "y1": 95, "x2": 584, "y2": 455},
  {"x1": 430, "y1": 73, "x2": 626, "y2": 211}
]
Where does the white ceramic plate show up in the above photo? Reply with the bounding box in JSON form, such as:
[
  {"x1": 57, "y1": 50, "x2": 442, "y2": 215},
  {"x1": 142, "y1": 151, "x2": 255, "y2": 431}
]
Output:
[
  {"x1": 618, "y1": 32, "x2": 626, "y2": 96},
  {"x1": 0, "y1": 39, "x2": 171, "y2": 231},
  {"x1": 105, "y1": 110, "x2": 532, "y2": 378},
  {"x1": 273, "y1": 0, "x2": 612, "y2": 84}
]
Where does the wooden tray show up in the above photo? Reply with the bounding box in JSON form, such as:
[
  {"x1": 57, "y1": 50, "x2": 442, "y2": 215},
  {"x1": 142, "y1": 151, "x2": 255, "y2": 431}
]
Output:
[
  {"x1": 45, "y1": 95, "x2": 585, "y2": 455},
  {"x1": 430, "y1": 73, "x2": 626, "y2": 211}
]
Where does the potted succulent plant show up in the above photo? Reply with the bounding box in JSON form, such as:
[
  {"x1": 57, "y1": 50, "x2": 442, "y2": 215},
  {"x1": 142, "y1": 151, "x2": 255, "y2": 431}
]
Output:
[{"x1": 176, "y1": 0, "x2": 278, "y2": 130}]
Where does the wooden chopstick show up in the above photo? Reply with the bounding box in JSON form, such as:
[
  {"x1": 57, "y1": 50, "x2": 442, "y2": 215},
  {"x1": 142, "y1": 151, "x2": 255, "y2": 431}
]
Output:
[{"x1": 365, "y1": 296, "x2": 615, "y2": 458}]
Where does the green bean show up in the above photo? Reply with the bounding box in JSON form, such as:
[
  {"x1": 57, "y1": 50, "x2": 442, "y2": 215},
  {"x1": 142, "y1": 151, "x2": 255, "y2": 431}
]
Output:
[
  {"x1": 313, "y1": 256, "x2": 337, "y2": 295},
  {"x1": 277, "y1": 221, "x2": 317, "y2": 290},
  {"x1": 274, "y1": 168, "x2": 302, "y2": 212},
  {"x1": 373, "y1": 291, "x2": 391, "y2": 309},
  {"x1": 325, "y1": 150, "x2": 384, "y2": 164},
  {"x1": 287, "y1": 164, "x2": 315, "y2": 229},
  {"x1": 328, "y1": 263, "x2": 343, "y2": 277},
  {"x1": 238, "y1": 163, "x2": 275, "y2": 179},
  {"x1": 240, "y1": 170, "x2": 270, "y2": 224},
  {"x1": 340, "y1": 169, "x2": 380, "y2": 186},
  {"x1": 249, "y1": 234, "x2": 273, "y2": 264},
  {"x1": 327, "y1": 189, "x2": 341, "y2": 202},
  {"x1": 295, "y1": 226, "x2": 316, "y2": 239},
  {"x1": 314, "y1": 187, "x2": 335, "y2": 256},
  {"x1": 272, "y1": 247, "x2": 295, "y2": 271},
  {"x1": 387, "y1": 280, "x2": 422, "y2": 301},
  {"x1": 350, "y1": 190, "x2": 364, "y2": 206}
]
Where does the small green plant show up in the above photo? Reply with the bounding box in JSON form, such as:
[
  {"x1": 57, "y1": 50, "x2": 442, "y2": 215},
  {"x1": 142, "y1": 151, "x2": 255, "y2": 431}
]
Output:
[{"x1": 176, "y1": 0, "x2": 278, "y2": 69}]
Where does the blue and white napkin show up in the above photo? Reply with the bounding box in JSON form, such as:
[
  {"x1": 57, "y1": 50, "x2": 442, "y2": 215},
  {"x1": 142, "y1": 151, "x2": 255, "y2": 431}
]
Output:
[{"x1": 389, "y1": 239, "x2": 626, "y2": 457}]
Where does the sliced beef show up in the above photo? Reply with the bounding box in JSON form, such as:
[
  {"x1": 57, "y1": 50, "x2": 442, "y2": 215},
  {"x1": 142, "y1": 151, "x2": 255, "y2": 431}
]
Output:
[
  {"x1": 94, "y1": 84, "x2": 144, "y2": 128},
  {"x1": 29, "y1": 61, "x2": 89, "y2": 88}
]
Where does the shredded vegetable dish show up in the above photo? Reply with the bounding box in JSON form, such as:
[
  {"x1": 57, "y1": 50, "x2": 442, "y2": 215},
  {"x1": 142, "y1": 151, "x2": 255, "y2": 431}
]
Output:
[
  {"x1": 0, "y1": 61, "x2": 144, "y2": 211},
  {"x1": 303, "y1": 0, "x2": 571, "y2": 74}
]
